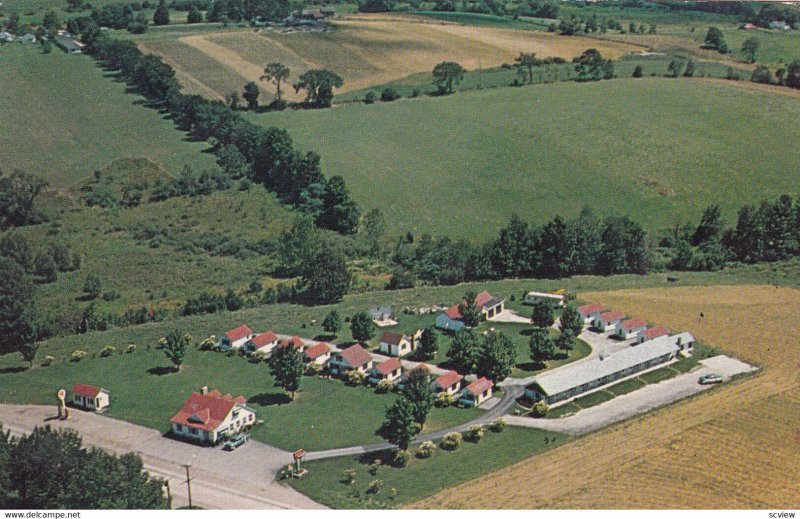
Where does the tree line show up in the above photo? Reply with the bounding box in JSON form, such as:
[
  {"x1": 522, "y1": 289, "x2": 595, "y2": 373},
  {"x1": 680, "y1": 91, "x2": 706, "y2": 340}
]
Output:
[{"x1": 76, "y1": 27, "x2": 360, "y2": 235}]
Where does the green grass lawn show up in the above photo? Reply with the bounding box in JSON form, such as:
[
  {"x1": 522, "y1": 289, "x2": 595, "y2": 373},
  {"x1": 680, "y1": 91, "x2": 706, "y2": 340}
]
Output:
[
  {"x1": 571, "y1": 389, "x2": 616, "y2": 409},
  {"x1": 544, "y1": 401, "x2": 581, "y2": 418},
  {"x1": 251, "y1": 79, "x2": 800, "y2": 240},
  {"x1": 0, "y1": 44, "x2": 217, "y2": 188},
  {"x1": 639, "y1": 366, "x2": 681, "y2": 384},
  {"x1": 605, "y1": 377, "x2": 647, "y2": 396},
  {"x1": 287, "y1": 426, "x2": 569, "y2": 508}
]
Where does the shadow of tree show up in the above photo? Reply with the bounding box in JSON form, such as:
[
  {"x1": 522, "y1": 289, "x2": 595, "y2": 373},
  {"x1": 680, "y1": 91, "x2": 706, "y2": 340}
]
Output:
[
  {"x1": 147, "y1": 366, "x2": 177, "y2": 376},
  {"x1": 0, "y1": 366, "x2": 28, "y2": 374},
  {"x1": 249, "y1": 392, "x2": 292, "y2": 406}
]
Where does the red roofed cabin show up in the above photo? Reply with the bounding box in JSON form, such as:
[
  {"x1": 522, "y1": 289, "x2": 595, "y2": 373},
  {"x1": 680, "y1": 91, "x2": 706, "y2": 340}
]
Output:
[
  {"x1": 459, "y1": 377, "x2": 493, "y2": 407},
  {"x1": 368, "y1": 358, "x2": 403, "y2": 385},
  {"x1": 279, "y1": 336, "x2": 305, "y2": 351},
  {"x1": 170, "y1": 387, "x2": 256, "y2": 444},
  {"x1": 578, "y1": 303, "x2": 606, "y2": 325},
  {"x1": 615, "y1": 317, "x2": 648, "y2": 340},
  {"x1": 432, "y1": 371, "x2": 463, "y2": 396},
  {"x1": 636, "y1": 326, "x2": 670, "y2": 344},
  {"x1": 303, "y1": 343, "x2": 332, "y2": 366},
  {"x1": 244, "y1": 330, "x2": 278, "y2": 356},
  {"x1": 442, "y1": 291, "x2": 506, "y2": 326},
  {"x1": 219, "y1": 325, "x2": 254, "y2": 351},
  {"x1": 72, "y1": 384, "x2": 110, "y2": 412},
  {"x1": 328, "y1": 344, "x2": 373, "y2": 376},
  {"x1": 593, "y1": 310, "x2": 625, "y2": 332}
]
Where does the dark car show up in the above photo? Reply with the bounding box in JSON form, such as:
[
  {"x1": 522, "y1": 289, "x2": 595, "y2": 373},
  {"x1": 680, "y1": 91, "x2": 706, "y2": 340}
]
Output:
[{"x1": 223, "y1": 433, "x2": 250, "y2": 450}]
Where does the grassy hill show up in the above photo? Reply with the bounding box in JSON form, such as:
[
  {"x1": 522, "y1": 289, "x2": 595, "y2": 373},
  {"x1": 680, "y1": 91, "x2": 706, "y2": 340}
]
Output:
[
  {"x1": 0, "y1": 44, "x2": 217, "y2": 188},
  {"x1": 250, "y1": 78, "x2": 800, "y2": 240}
]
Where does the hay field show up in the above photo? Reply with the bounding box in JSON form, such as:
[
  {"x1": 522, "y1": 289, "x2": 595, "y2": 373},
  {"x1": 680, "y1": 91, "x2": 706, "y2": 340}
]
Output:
[
  {"x1": 138, "y1": 13, "x2": 641, "y2": 100},
  {"x1": 411, "y1": 285, "x2": 800, "y2": 509}
]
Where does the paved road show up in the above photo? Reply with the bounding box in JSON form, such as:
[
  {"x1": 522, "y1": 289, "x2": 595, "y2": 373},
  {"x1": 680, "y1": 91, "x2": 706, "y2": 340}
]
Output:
[
  {"x1": 304, "y1": 385, "x2": 524, "y2": 461},
  {"x1": 503, "y1": 355, "x2": 758, "y2": 435},
  {"x1": 0, "y1": 404, "x2": 325, "y2": 510}
]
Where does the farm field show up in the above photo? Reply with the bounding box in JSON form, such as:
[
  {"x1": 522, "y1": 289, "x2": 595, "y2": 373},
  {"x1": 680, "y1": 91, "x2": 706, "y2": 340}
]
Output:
[
  {"x1": 0, "y1": 44, "x2": 217, "y2": 188},
  {"x1": 412, "y1": 284, "x2": 800, "y2": 508},
  {"x1": 252, "y1": 78, "x2": 800, "y2": 240},
  {"x1": 134, "y1": 13, "x2": 641, "y2": 101}
]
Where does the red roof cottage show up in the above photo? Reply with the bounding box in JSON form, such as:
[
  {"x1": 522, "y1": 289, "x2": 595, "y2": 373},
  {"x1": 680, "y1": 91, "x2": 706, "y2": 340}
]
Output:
[
  {"x1": 329, "y1": 344, "x2": 373, "y2": 376},
  {"x1": 432, "y1": 371, "x2": 464, "y2": 396},
  {"x1": 303, "y1": 343, "x2": 332, "y2": 365},
  {"x1": 72, "y1": 383, "x2": 110, "y2": 412},
  {"x1": 245, "y1": 330, "x2": 279, "y2": 356},
  {"x1": 368, "y1": 358, "x2": 403, "y2": 385},
  {"x1": 636, "y1": 326, "x2": 670, "y2": 344},
  {"x1": 593, "y1": 310, "x2": 625, "y2": 332},
  {"x1": 578, "y1": 303, "x2": 606, "y2": 324},
  {"x1": 219, "y1": 325, "x2": 254, "y2": 351},
  {"x1": 615, "y1": 317, "x2": 648, "y2": 339},
  {"x1": 459, "y1": 377, "x2": 493, "y2": 407},
  {"x1": 170, "y1": 388, "x2": 256, "y2": 444}
]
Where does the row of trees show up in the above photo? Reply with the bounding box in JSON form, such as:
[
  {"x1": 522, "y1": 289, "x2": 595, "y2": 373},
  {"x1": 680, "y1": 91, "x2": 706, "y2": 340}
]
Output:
[
  {"x1": 0, "y1": 426, "x2": 168, "y2": 508},
  {"x1": 446, "y1": 329, "x2": 516, "y2": 381},
  {"x1": 80, "y1": 30, "x2": 361, "y2": 234}
]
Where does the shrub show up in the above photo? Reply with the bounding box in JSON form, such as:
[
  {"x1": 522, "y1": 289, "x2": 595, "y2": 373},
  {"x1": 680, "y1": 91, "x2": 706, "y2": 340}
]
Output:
[
  {"x1": 532, "y1": 401, "x2": 549, "y2": 417},
  {"x1": 417, "y1": 440, "x2": 436, "y2": 458},
  {"x1": 435, "y1": 392, "x2": 453, "y2": 407},
  {"x1": 376, "y1": 379, "x2": 394, "y2": 393},
  {"x1": 41, "y1": 355, "x2": 55, "y2": 367},
  {"x1": 71, "y1": 350, "x2": 88, "y2": 362},
  {"x1": 250, "y1": 350, "x2": 267, "y2": 363},
  {"x1": 346, "y1": 369, "x2": 366, "y2": 386},
  {"x1": 440, "y1": 432, "x2": 462, "y2": 451},
  {"x1": 488, "y1": 418, "x2": 506, "y2": 432},
  {"x1": 368, "y1": 458, "x2": 382, "y2": 475},
  {"x1": 367, "y1": 479, "x2": 384, "y2": 494},
  {"x1": 464, "y1": 424, "x2": 485, "y2": 443},
  {"x1": 342, "y1": 469, "x2": 357, "y2": 485},
  {"x1": 380, "y1": 87, "x2": 400, "y2": 102},
  {"x1": 364, "y1": 91, "x2": 377, "y2": 104},
  {"x1": 198, "y1": 335, "x2": 217, "y2": 351},
  {"x1": 306, "y1": 362, "x2": 322, "y2": 376},
  {"x1": 393, "y1": 449, "x2": 410, "y2": 467},
  {"x1": 100, "y1": 345, "x2": 116, "y2": 357},
  {"x1": 126, "y1": 344, "x2": 137, "y2": 353}
]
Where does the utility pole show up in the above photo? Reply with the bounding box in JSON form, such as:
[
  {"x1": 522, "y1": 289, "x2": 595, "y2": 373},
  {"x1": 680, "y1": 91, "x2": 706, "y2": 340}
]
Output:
[{"x1": 183, "y1": 463, "x2": 193, "y2": 509}]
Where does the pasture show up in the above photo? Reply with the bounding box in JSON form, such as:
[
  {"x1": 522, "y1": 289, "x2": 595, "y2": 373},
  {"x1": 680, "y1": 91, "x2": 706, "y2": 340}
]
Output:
[
  {"x1": 133, "y1": 13, "x2": 640, "y2": 101},
  {"x1": 0, "y1": 44, "x2": 217, "y2": 188},
  {"x1": 252, "y1": 78, "x2": 800, "y2": 240},
  {"x1": 412, "y1": 284, "x2": 800, "y2": 508}
]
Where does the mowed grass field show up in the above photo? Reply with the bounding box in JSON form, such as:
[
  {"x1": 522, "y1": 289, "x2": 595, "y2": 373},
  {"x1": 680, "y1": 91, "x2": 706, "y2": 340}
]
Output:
[
  {"x1": 0, "y1": 45, "x2": 217, "y2": 188},
  {"x1": 252, "y1": 78, "x2": 800, "y2": 239},
  {"x1": 135, "y1": 13, "x2": 641, "y2": 101},
  {"x1": 412, "y1": 285, "x2": 800, "y2": 508}
]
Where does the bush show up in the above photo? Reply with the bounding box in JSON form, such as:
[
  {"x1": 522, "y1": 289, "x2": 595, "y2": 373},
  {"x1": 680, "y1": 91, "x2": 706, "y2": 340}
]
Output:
[
  {"x1": 100, "y1": 345, "x2": 116, "y2": 357},
  {"x1": 376, "y1": 379, "x2": 394, "y2": 393},
  {"x1": 380, "y1": 87, "x2": 400, "y2": 102},
  {"x1": 464, "y1": 424, "x2": 485, "y2": 443},
  {"x1": 367, "y1": 479, "x2": 384, "y2": 494},
  {"x1": 632, "y1": 65, "x2": 643, "y2": 78},
  {"x1": 440, "y1": 432, "x2": 462, "y2": 451},
  {"x1": 416, "y1": 440, "x2": 436, "y2": 458},
  {"x1": 71, "y1": 350, "x2": 88, "y2": 362},
  {"x1": 126, "y1": 344, "x2": 137, "y2": 353},
  {"x1": 393, "y1": 449, "x2": 410, "y2": 467},
  {"x1": 436, "y1": 392, "x2": 454, "y2": 407},
  {"x1": 306, "y1": 362, "x2": 322, "y2": 376},
  {"x1": 532, "y1": 401, "x2": 549, "y2": 417},
  {"x1": 346, "y1": 369, "x2": 366, "y2": 386},
  {"x1": 250, "y1": 350, "x2": 268, "y2": 363},
  {"x1": 488, "y1": 418, "x2": 506, "y2": 432},
  {"x1": 368, "y1": 458, "x2": 382, "y2": 475},
  {"x1": 198, "y1": 335, "x2": 217, "y2": 351},
  {"x1": 42, "y1": 355, "x2": 55, "y2": 367},
  {"x1": 342, "y1": 469, "x2": 357, "y2": 485},
  {"x1": 364, "y1": 91, "x2": 377, "y2": 104}
]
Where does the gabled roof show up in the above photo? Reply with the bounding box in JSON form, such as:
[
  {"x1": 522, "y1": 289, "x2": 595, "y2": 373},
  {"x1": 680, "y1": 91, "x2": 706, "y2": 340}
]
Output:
[
  {"x1": 251, "y1": 331, "x2": 278, "y2": 347},
  {"x1": 444, "y1": 305, "x2": 462, "y2": 319},
  {"x1": 641, "y1": 326, "x2": 669, "y2": 340},
  {"x1": 620, "y1": 317, "x2": 648, "y2": 330},
  {"x1": 465, "y1": 377, "x2": 493, "y2": 395},
  {"x1": 170, "y1": 390, "x2": 247, "y2": 432},
  {"x1": 338, "y1": 344, "x2": 372, "y2": 368},
  {"x1": 304, "y1": 342, "x2": 331, "y2": 359},
  {"x1": 280, "y1": 336, "x2": 304, "y2": 350},
  {"x1": 578, "y1": 303, "x2": 605, "y2": 316},
  {"x1": 225, "y1": 325, "x2": 253, "y2": 341},
  {"x1": 380, "y1": 331, "x2": 406, "y2": 345},
  {"x1": 73, "y1": 383, "x2": 105, "y2": 398},
  {"x1": 434, "y1": 370, "x2": 463, "y2": 389},
  {"x1": 374, "y1": 358, "x2": 402, "y2": 375},
  {"x1": 598, "y1": 310, "x2": 625, "y2": 322}
]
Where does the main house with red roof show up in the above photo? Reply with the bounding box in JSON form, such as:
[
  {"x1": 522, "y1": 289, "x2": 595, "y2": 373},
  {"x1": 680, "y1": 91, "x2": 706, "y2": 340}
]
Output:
[
  {"x1": 615, "y1": 317, "x2": 648, "y2": 339},
  {"x1": 432, "y1": 371, "x2": 463, "y2": 396},
  {"x1": 459, "y1": 377, "x2": 493, "y2": 407},
  {"x1": 244, "y1": 330, "x2": 279, "y2": 356},
  {"x1": 72, "y1": 383, "x2": 110, "y2": 412},
  {"x1": 378, "y1": 329, "x2": 422, "y2": 357},
  {"x1": 593, "y1": 310, "x2": 625, "y2": 332},
  {"x1": 436, "y1": 291, "x2": 505, "y2": 331},
  {"x1": 368, "y1": 358, "x2": 403, "y2": 385},
  {"x1": 303, "y1": 343, "x2": 332, "y2": 366},
  {"x1": 328, "y1": 344, "x2": 374, "y2": 376},
  {"x1": 219, "y1": 325, "x2": 254, "y2": 351},
  {"x1": 170, "y1": 387, "x2": 256, "y2": 444}
]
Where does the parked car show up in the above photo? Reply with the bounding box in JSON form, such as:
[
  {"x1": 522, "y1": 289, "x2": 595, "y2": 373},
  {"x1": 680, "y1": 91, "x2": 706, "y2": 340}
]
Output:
[
  {"x1": 223, "y1": 433, "x2": 250, "y2": 450},
  {"x1": 698, "y1": 373, "x2": 723, "y2": 385}
]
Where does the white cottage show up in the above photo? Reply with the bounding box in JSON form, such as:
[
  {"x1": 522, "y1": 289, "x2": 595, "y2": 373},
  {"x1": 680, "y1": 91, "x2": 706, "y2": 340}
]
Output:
[
  {"x1": 170, "y1": 388, "x2": 256, "y2": 444},
  {"x1": 72, "y1": 383, "x2": 110, "y2": 412}
]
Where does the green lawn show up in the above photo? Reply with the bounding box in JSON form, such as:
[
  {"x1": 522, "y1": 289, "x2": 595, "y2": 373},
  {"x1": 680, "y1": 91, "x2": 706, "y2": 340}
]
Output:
[
  {"x1": 640, "y1": 366, "x2": 681, "y2": 384},
  {"x1": 571, "y1": 389, "x2": 616, "y2": 409},
  {"x1": 545, "y1": 401, "x2": 581, "y2": 418},
  {"x1": 605, "y1": 377, "x2": 647, "y2": 396},
  {"x1": 287, "y1": 426, "x2": 569, "y2": 508},
  {"x1": 251, "y1": 79, "x2": 800, "y2": 240},
  {"x1": 0, "y1": 45, "x2": 217, "y2": 188}
]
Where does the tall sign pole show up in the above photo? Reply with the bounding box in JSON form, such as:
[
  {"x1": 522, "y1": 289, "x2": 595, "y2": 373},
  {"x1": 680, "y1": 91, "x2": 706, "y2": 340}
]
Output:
[
  {"x1": 183, "y1": 463, "x2": 193, "y2": 510},
  {"x1": 57, "y1": 389, "x2": 69, "y2": 420}
]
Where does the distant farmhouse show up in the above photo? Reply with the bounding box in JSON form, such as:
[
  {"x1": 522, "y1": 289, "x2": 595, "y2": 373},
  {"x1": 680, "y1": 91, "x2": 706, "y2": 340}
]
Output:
[{"x1": 170, "y1": 388, "x2": 255, "y2": 444}]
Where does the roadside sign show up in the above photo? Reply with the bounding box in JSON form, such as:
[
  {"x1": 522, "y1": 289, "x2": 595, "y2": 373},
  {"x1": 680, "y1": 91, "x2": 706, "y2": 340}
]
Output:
[
  {"x1": 293, "y1": 449, "x2": 305, "y2": 460},
  {"x1": 57, "y1": 389, "x2": 66, "y2": 400}
]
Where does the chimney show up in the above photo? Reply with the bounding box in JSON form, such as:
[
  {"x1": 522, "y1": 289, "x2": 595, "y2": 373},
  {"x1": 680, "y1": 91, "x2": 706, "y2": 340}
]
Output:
[
  {"x1": 677, "y1": 337, "x2": 682, "y2": 346},
  {"x1": 201, "y1": 386, "x2": 208, "y2": 395}
]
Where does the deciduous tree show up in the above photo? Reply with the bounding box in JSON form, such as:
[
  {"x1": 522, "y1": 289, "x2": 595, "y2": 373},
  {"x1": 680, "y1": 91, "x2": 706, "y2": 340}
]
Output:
[{"x1": 268, "y1": 343, "x2": 305, "y2": 400}]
